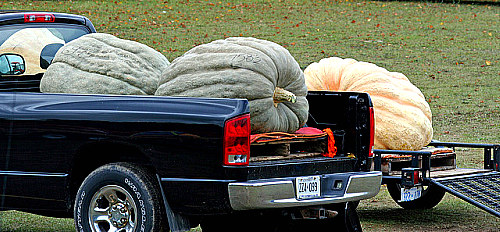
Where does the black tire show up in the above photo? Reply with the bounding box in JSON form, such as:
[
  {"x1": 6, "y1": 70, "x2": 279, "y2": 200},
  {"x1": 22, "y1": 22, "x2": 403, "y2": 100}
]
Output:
[
  {"x1": 74, "y1": 162, "x2": 167, "y2": 232},
  {"x1": 386, "y1": 183, "x2": 446, "y2": 209}
]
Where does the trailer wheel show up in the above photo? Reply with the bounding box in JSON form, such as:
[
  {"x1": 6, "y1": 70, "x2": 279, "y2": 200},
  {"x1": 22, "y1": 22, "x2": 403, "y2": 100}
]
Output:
[
  {"x1": 386, "y1": 183, "x2": 446, "y2": 209},
  {"x1": 74, "y1": 162, "x2": 167, "y2": 232}
]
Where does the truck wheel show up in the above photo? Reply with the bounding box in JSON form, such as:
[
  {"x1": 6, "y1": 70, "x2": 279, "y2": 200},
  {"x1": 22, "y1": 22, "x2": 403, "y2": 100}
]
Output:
[
  {"x1": 386, "y1": 183, "x2": 446, "y2": 209},
  {"x1": 74, "y1": 162, "x2": 167, "y2": 232}
]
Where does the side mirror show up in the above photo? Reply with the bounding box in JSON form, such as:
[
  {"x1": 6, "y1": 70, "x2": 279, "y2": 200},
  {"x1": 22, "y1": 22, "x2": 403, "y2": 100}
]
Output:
[{"x1": 0, "y1": 54, "x2": 25, "y2": 75}]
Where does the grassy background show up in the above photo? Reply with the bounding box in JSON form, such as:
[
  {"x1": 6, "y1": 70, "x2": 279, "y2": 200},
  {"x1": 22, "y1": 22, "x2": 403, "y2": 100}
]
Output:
[{"x1": 0, "y1": 0, "x2": 499, "y2": 231}]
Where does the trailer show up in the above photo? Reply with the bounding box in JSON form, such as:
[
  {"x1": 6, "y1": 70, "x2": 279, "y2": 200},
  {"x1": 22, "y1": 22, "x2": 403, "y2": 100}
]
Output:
[{"x1": 373, "y1": 141, "x2": 500, "y2": 217}]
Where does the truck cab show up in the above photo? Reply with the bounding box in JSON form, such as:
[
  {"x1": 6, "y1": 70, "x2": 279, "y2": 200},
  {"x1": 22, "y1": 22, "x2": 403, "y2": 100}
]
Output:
[{"x1": 0, "y1": 11, "x2": 95, "y2": 91}]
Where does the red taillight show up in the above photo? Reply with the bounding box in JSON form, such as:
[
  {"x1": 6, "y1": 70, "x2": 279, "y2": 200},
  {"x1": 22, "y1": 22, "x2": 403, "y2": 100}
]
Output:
[
  {"x1": 368, "y1": 107, "x2": 375, "y2": 157},
  {"x1": 224, "y1": 114, "x2": 250, "y2": 166},
  {"x1": 414, "y1": 171, "x2": 420, "y2": 185},
  {"x1": 24, "y1": 13, "x2": 55, "y2": 23}
]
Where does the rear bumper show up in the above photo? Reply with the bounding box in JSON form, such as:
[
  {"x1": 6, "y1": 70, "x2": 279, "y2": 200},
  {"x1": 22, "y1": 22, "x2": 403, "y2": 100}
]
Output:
[{"x1": 228, "y1": 171, "x2": 382, "y2": 210}]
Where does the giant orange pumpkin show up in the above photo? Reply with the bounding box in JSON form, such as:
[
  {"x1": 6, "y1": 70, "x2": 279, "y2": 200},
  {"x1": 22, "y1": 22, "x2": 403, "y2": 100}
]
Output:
[{"x1": 304, "y1": 57, "x2": 433, "y2": 151}]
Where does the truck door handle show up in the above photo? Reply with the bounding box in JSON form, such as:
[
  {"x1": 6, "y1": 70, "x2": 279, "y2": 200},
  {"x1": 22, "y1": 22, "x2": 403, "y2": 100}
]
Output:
[{"x1": 43, "y1": 134, "x2": 66, "y2": 139}]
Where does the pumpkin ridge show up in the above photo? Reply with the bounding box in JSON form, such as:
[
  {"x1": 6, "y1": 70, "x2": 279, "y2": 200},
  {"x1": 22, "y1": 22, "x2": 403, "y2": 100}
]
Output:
[
  {"x1": 162, "y1": 52, "x2": 278, "y2": 87},
  {"x1": 374, "y1": 107, "x2": 431, "y2": 150},
  {"x1": 41, "y1": 33, "x2": 168, "y2": 96},
  {"x1": 373, "y1": 96, "x2": 432, "y2": 124},
  {"x1": 327, "y1": 57, "x2": 358, "y2": 90},
  {"x1": 51, "y1": 60, "x2": 148, "y2": 94},
  {"x1": 223, "y1": 38, "x2": 291, "y2": 86},
  {"x1": 304, "y1": 66, "x2": 325, "y2": 90},
  {"x1": 52, "y1": 37, "x2": 160, "y2": 94},
  {"x1": 166, "y1": 62, "x2": 272, "y2": 83},
  {"x1": 41, "y1": 63, "x2": 147, "y2": 95},
  {"x1": 159, "y1": 84, "x2": 273, "y2": 100},
  {"x1": 158, "y1": 69, "x2": 274, "y2": 98},
  {"x1": 281, "y1": 96, "x2": 308, "y2": 127},
  {"x1": 87, "y1": 34, "x2": 167, "y2": 73},
  {"x1": 89, "y1": 39, "x2": 160, "y2": 76},
  {"x1": 339, "y1": 63, "x2": 382, "y2": 90},
  {"x1": 370, "y1": 91, "x2": 431, "y2": 117},
  {"x1": 250, "y1": 99, "x2": 300, "y2": 133},
  {"x1": 186, "y1": 41, "x2": 279, "y2": 78}
]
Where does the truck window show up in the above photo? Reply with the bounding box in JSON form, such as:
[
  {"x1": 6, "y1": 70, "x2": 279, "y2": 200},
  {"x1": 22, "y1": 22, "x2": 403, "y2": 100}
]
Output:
[
  {"x1": 0, "y1": 24, "x2": 90, "y2": 92},
  {"x1": 0, "y1": 54, "x2": 9, "y2": 74}
]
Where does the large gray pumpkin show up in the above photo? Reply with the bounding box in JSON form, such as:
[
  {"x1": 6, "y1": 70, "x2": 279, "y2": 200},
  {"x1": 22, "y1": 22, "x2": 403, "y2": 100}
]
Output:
[
  {"x1": 155, "y1": 37, "x2": 308, "y2": 133},
  {"x1": 40, "y1": 33, "x2": 169, "y2": 95}
]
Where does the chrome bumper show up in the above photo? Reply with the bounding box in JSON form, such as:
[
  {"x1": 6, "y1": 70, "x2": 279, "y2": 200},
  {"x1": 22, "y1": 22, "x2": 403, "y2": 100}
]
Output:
[{"x1": 228, "y1": 171, "x2": 382, "y2": 210}]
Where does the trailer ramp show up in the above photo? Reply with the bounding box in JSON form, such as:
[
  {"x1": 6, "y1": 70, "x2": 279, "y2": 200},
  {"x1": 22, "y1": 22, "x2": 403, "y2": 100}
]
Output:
[{"x1": 431, "y1": 172, "x2": 500, "y2": 217}]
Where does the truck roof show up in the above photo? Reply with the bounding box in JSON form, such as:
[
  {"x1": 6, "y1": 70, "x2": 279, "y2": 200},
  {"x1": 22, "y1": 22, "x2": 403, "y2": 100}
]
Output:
[{"x1": 0, "y1": 11, "x2": 96, "y2": 32}]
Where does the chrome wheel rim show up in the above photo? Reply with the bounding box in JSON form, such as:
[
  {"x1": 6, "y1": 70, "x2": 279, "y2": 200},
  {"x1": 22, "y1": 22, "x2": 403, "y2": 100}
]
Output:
[{"x1": 89, "y1": 185, "x2": 137, "y2": 232}]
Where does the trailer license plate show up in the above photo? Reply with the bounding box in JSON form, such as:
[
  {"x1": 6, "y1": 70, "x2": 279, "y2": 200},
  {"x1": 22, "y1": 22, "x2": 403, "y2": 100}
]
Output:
[
  {"x1": 296, "y1": 176, "x2": 321, "y2": 200},
  {"x1": 400, "y1": 186, "x2": 422, "y2": 202}
]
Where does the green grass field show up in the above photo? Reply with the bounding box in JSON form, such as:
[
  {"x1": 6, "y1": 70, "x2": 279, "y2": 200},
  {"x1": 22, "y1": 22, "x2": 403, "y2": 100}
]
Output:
[{"x1": 0, "y1": 0, "x2": 499, "y2": 231}]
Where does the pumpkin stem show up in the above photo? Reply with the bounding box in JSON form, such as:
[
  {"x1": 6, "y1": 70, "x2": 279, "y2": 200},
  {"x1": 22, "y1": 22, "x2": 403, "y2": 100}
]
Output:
[{"x1": 273, "y1": 87, "x2": 296, "y2": 107}]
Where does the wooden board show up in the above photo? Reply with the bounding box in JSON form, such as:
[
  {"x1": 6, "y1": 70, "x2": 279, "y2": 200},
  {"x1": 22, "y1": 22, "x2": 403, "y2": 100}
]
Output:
[
  {"x1": 250, "y1": 152, "x2": 322, "y2": 162},
  {"x1": 251, "y1": 136, "x2": 327, "y2": 157},
  {"x1": 430, "y1": 168, "x2": 492, "y2": 178},
  {"x1": 381, "y1": 151, "x2": 457, "y2": 176}
]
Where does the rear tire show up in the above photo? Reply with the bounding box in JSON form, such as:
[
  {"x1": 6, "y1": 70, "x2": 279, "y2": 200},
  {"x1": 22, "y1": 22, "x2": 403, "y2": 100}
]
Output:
[
  {"x1": 386, "y1": 183, "x2": 446, "y2": 209},
  {"x1": 74, "y1": 162, "x2": 168, "y2": 232}
]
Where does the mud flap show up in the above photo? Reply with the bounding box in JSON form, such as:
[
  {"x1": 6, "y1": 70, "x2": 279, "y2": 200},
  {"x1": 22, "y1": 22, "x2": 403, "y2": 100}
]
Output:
[
  {"x1": 329, "y1": 201, "x2": 363, "y2": 232},
  {"x1": 343, "y1": 201, "x2": 363, "y2": 232},
  {"x1": 156, "y1": 175, "x2": 191, "y2": 232}
]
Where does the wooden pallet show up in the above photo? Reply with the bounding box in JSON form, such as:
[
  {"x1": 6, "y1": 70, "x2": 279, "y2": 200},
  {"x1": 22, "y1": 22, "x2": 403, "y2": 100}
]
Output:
[
  {"x1": 381, "y1": 147, "x2": 457, "y2": 176},
  {"x1": 250, "y1": 135, "x2": 328, "y2": 161}
]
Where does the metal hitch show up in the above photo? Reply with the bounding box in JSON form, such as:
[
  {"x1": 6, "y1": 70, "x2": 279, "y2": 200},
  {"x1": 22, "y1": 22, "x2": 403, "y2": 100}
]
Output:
[
  {"x1": 401, "y1": 167, "x2": 422, "y2": 188},
  {"x1": 299, "y1": 207, "x2": 338, "y2": 220}
]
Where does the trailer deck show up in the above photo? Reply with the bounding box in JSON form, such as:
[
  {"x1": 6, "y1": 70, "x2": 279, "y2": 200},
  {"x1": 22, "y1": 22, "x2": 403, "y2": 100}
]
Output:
[
  {"x1": 432, "y1": 172, "x2": 500, "y2": 217},
  {"x1": 374, "y1": 142, "x2": 500, "y2": 218}
]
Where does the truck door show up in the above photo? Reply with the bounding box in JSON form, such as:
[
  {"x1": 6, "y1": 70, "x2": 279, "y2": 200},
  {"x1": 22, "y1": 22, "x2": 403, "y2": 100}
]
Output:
[
  {"x1": 0, "y1": 54, "x2": 16, "y2": 210},
  {"x1": 1, "y1": 53, "x2": 70, "y2": 211}
]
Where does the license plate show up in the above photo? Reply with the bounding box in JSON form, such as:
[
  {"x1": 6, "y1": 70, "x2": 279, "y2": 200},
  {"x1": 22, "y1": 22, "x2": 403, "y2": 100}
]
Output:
[
  {"x1": 296, "y1": 176, "x2": 321, "y2": 200},
  {"x1": 400, "y1": 186, "x2": 422, "y2": 202}
]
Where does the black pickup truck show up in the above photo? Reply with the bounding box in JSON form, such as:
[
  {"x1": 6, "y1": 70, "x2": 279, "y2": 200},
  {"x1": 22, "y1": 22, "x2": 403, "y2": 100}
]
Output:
[{"x1": 0, "y1": 12, "x2": 381, "y2": 232}]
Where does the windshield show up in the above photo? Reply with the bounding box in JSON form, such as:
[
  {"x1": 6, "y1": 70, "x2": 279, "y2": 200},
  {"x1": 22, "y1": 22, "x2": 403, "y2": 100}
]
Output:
[{"x1": 0, "y1": 24, "x2": 89, "y2": 75}]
